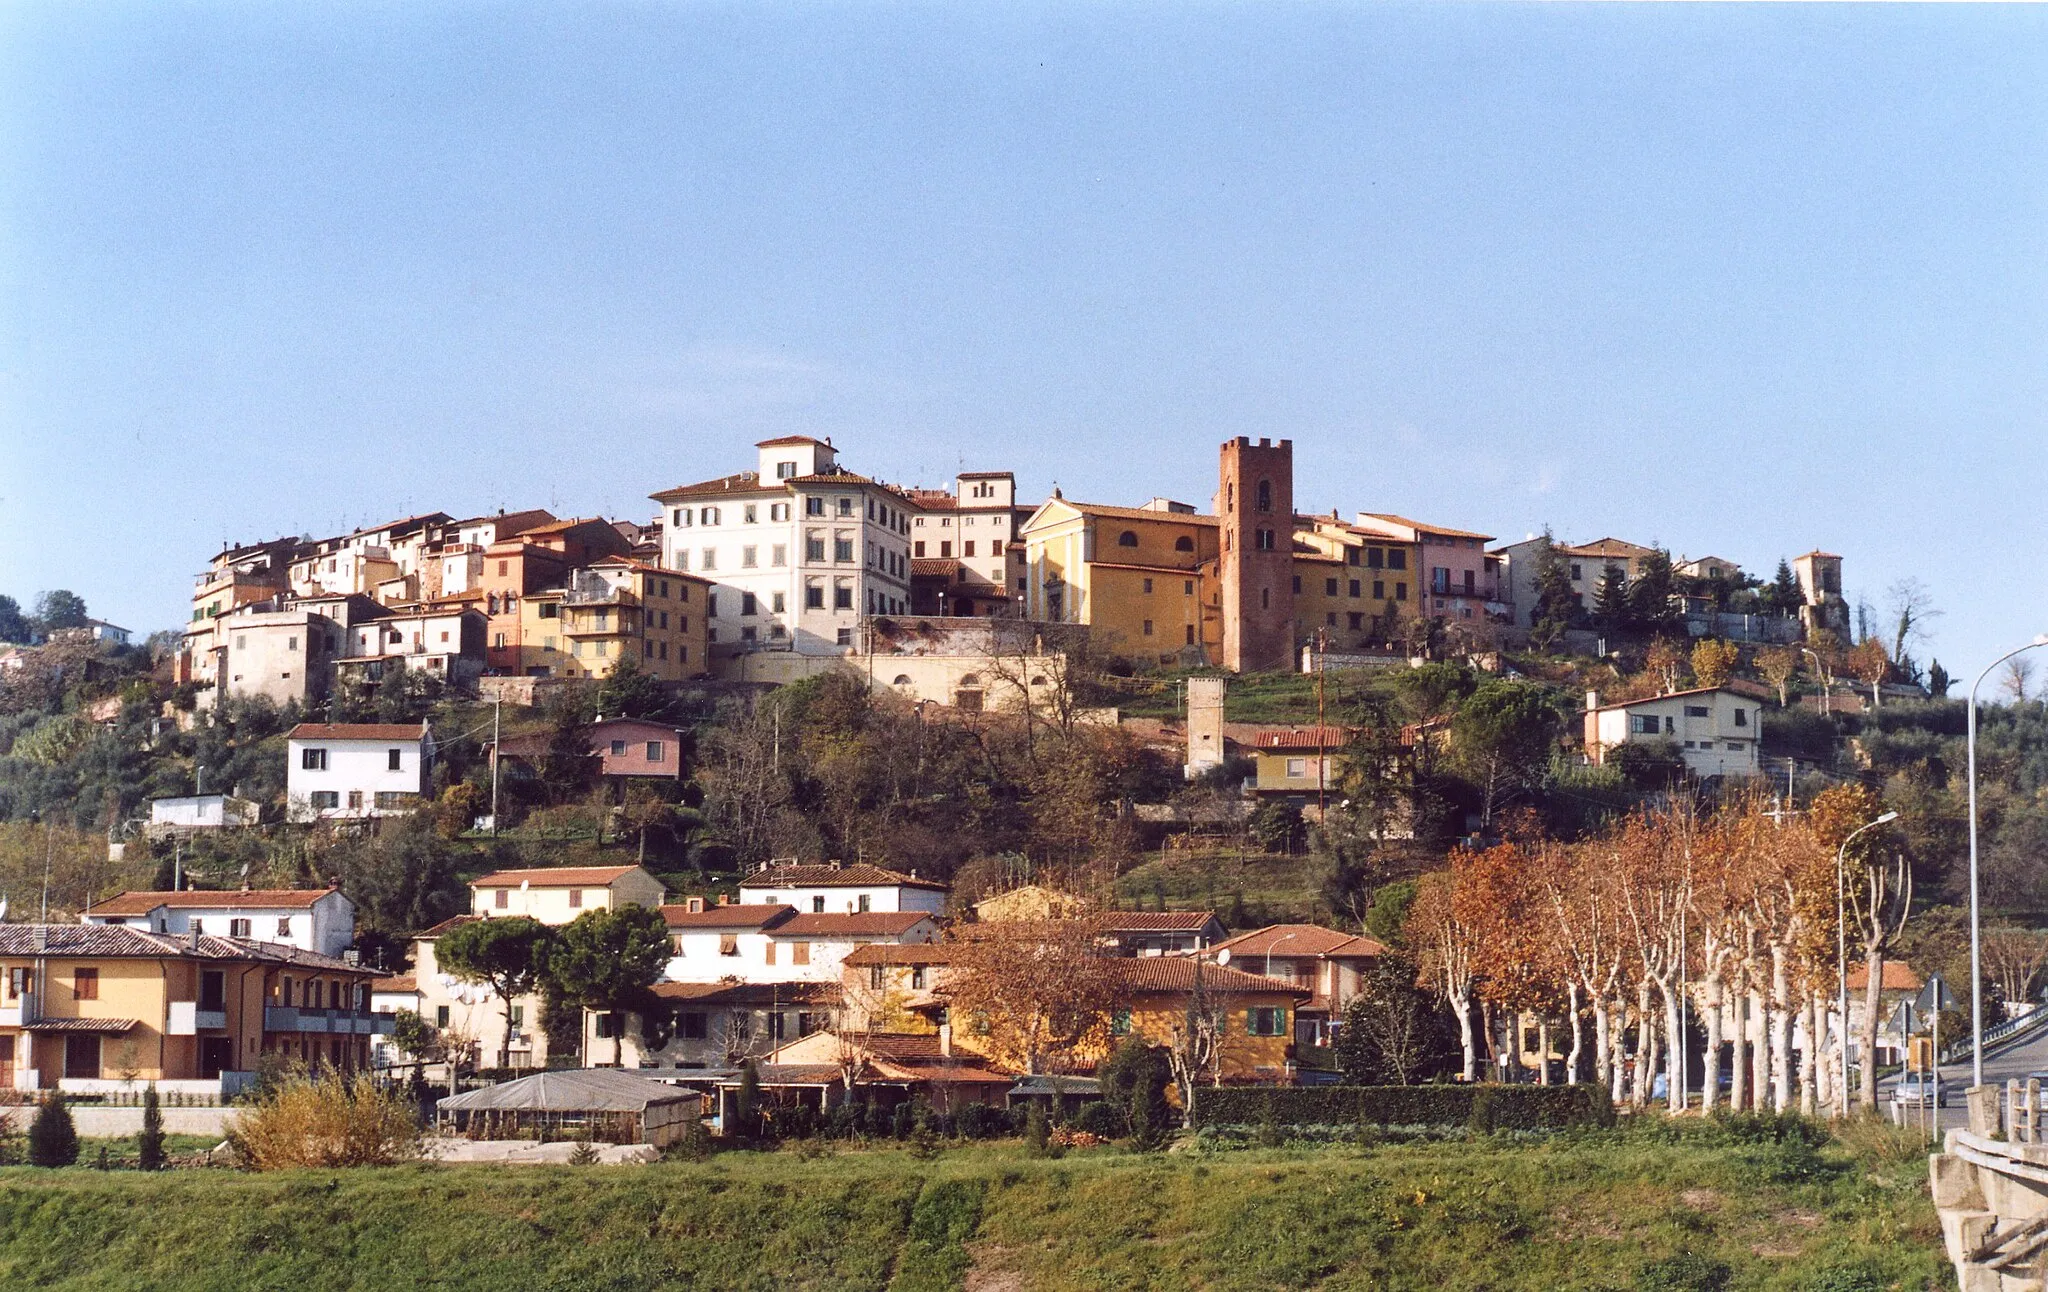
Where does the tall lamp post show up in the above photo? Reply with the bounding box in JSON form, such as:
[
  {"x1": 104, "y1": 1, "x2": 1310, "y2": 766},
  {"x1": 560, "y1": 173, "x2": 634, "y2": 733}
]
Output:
[
  {"x1": 1969, "y1": 636, "x2": 2048, "y2": 1089},
  {"x1": 1837, "y1": 810, "x2": 1898, "y2": 1118}
]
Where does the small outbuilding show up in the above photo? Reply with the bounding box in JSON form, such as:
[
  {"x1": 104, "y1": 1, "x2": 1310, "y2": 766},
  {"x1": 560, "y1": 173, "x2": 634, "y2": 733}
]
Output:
[{"x1": 435, "y1": 1068, "x2": 701, "y2": 1147}]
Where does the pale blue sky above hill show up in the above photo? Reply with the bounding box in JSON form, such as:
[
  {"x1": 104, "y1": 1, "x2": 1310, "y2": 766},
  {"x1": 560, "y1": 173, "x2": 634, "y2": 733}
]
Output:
[{"x1": 2, "y1": 4, "x2": 2044, "y2": 681}]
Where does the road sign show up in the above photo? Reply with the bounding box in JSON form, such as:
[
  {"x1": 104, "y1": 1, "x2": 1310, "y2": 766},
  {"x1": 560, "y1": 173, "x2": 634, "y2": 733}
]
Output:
[
  {"x1": 1890, "y1": 999, "x2": 1918, "y2": 1039},
  {"x1": 1909, "y1": 1036, "x2": 1935, "y2": 1074},
  {"x1": 1918, "y1": 972, "x2": 1957, "y2": 1015}
]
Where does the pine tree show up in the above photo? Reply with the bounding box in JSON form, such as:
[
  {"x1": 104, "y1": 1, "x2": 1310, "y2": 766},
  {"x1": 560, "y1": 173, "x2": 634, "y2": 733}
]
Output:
[
  {"x1": 1025, "y1": 1101, "x2": 1050, "y2": 1156},
  {"x1": 1527, "y1": 530, "x2": 1581, "y2": 646},
  {"x1": 1592, "y1": 564, "x2": 1631, "y2": 637},
  {"x1": 1770, "y1": 559, "x2": 1800, "y2": 616},
  {"x1": 1128, "y1": 1074, "x2": 1165, "y2": 1151},
  {"x1": 735, "y1": 1059, "x2": 761, "y2": 1139},
  {"x1": 1627, "y1": 548, "x2": 1679, "y2": 635},
  {"x1": 28, "y1": 1091, "x2": 79, "y2": 1168},
  {"x1": 138, "y1": 1085, "x2": 166, "y2": 1171}
]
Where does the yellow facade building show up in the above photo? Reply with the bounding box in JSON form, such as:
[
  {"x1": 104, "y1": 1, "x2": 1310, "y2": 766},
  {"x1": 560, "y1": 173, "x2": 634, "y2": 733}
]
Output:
[
  {"x1": 547, "y1": 559, "x2": 711, "y2": 682},
  {"x1": 0, "y1": 924, "x2": 382, "y2": 1092},
  {"x1": 1019, "y1": 497, "x2": 1223, "y2": 666},
  {"x1": 1289, "y1": 517, "x2": 1419, "y2": 652}
]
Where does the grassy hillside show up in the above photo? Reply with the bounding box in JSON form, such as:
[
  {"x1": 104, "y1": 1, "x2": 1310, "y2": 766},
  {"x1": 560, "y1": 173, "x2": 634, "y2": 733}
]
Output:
[{"x1": 0, "y1": 1122, "x2": 1948, "y2": 1291}]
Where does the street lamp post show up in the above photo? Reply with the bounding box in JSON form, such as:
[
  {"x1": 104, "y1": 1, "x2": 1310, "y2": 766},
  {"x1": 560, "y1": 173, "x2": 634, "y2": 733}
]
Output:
[
  {"x1": 1837, "y1": 810, "x2": 1898, "y2": 1118},
  {"x1": 1800, "y1": 648, "x2": 1830, "y2": 716},
  {"x1": 1969, "y1": 636, "x2": 2048, "y2": 1089},
  {"x1": 1265, "y1": 930, "x2": 1302, "y2": 981}
]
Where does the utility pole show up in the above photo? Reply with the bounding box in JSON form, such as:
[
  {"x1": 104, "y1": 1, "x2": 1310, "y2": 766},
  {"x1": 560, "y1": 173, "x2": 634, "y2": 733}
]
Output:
[
  {"x1": 40, "y1": 813, "x2": 54, "y2": 922},
  {"x1": 489, "y1": 697, "x2": 501, "y2": 837},
  {"x1": 1315, "y1": 628, "x2": 1329, "y2": 817}
]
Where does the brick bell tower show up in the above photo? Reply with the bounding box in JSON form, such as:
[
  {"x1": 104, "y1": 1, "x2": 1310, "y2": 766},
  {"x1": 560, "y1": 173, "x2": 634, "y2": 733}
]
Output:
[{"x1": 1216, "y1": 436, "x2": 1295, "y2": 673}]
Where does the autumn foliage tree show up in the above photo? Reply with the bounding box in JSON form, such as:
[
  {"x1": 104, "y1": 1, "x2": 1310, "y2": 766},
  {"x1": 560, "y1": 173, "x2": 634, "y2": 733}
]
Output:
[
  {"x1": 1689, "y1": 639, "x2": 1741, "y2": 690},
  {"x1": 943, "y1": 921, "x2": 1118, "y2": 1075}
]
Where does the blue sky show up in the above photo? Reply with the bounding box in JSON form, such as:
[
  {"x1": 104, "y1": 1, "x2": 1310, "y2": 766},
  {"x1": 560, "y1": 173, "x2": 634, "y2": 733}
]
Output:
[{"x1": 3, "y1": 3, "x2": 2044, "y2": 681}]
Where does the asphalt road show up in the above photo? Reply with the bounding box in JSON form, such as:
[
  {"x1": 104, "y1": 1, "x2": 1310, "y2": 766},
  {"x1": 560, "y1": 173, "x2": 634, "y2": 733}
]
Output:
[{"x1": 1875, "y1": 1021, "x2": 2048, "y2": 1136}]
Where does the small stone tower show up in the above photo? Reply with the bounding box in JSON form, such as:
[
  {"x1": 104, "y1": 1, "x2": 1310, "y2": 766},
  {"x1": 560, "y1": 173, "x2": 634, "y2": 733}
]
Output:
[
  {"x1": 1793, "y1": 550, "x2": 1848, "y2": 636},
  {"x1": 1185, "y1": 676, "x2": 1226, "y2": 777},
  {"x1": 1216, "y1": 436, "x2": 1295, "y2": 673}
]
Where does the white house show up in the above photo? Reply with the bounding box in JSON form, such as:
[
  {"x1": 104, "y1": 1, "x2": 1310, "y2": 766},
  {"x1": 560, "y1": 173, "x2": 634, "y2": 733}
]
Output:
[
  {"x1": 649, "y1": 436, "x2": 919, "y2": 668},
  {"x1": 467, "y1": 865, "x2": 668, "y2": 923},
  {"x1": 82, "y1": 887, "x2": 357, "y2": 958},
  {"x1": 738, "y1": 861, "x2": 949, "y2": 915},
  {"x1": 286, "y1": 722, "x2": 435, "y2": 822},
  {"x1": 147, "y1": 793, "x2": 259, "y2": 833},
  {"x1": 1582, "y1": 686, "x2": 1764, "y2": 779},
  {"x1": 659, "y1": 899, "x2": 939, "y2": 986}
]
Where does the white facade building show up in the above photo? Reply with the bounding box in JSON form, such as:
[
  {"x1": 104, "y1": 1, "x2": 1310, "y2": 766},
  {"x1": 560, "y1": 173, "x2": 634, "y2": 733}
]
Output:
[
  {"x1": 660, "y1": 900, "x2": 938, "y2": 986},
  {"x1": 737, "y1": 862, "x2": 950, "y2": 915},
  {"x1": 147, "y1": 793, "x2": 260, "y2": 832},
  {"x1": 83, "y1": 887, "x2": 357, "y2": 958},
  {"x1": 649, "y1": 437, "x2": 919, "y2": 666},
  {"x1": 285, "y1": 722, "x2": 435, "y2": 822},
  {"x1": 467, "y1": 865, "x2": 668, "y2": 923},
  {"x1": 1582, "y1": 686, "x2": 1764, "y2": 779}
]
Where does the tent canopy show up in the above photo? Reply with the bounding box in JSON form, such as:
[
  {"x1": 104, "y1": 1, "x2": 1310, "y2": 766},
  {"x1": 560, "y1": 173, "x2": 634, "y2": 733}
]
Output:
[{"x1": 438, "y1": 1068, "x2": 694, "y2": 1114}]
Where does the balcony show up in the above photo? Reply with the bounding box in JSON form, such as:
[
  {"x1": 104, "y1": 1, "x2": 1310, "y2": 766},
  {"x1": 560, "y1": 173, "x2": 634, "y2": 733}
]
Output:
[
  {"x1": 265, "y1": 1007, "x2": 396, "y2": 1036},
  {"x1": 167, "y1": 1001, "x2": 228, "y2": 1035},
  {"x1": 562, "y1": 585, "x2": 634, "y2": 608}
]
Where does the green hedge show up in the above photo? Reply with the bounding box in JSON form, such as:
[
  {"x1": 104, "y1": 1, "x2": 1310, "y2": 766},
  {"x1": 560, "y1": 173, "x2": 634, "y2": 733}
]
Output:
[{"x1": 1191, "y1": 1084, "x2": 1615, "y2": 1132}]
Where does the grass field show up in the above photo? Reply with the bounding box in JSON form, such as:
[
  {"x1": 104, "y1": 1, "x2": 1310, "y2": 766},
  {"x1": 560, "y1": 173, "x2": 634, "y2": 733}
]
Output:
[
  {"x1": 1113, "y1": 849, "x2": 1332, "y2": 925},
  {"x1": 0, "y1": 1119, "x2": 1949, "y2": 1291}
]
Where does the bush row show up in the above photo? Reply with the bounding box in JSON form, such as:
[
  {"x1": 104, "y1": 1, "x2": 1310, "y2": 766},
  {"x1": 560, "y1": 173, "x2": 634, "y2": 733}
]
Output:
[{"x1": 1191, "y1": 1084, "x2": 1615, "y2": 1132}]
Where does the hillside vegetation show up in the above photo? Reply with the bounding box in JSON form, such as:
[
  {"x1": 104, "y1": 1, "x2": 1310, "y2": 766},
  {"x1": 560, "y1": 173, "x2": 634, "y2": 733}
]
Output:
[{"x1": 0, "y1": 1122, "x2": 1947, "y2": 1291}]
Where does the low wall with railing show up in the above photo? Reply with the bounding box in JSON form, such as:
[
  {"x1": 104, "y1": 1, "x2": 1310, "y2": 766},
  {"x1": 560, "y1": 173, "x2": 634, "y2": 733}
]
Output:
[{"x1": 1930, "y1": 1080, "x2": 2048, "y2": 1290}]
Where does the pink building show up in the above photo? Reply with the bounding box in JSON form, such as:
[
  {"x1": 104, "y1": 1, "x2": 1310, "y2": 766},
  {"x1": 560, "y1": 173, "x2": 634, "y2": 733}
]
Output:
[{"x1": 1349, "y1": 513, "x2": 1504, "y2": 622}]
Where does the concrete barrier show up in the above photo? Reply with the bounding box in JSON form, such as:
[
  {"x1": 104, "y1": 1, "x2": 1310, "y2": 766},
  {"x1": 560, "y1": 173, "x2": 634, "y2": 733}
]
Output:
[{"x1": 61, "y1": 1106, "x2": 238, "y2": 1139}]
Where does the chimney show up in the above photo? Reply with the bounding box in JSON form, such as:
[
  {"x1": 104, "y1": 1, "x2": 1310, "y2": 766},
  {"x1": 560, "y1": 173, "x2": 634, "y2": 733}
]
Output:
[
  {"x1": 717, "y1": 893, "x2": 731, "y2": 906},
  {"x1": 938, "y1": 1022, "x2": 952, "y2": 1058},
  {"x1": 1585, "y1": 690, "x2": 1600, "y2": 712},
  {"x1": 829, "y1": 860, "x2": 841, "y2": 871}
]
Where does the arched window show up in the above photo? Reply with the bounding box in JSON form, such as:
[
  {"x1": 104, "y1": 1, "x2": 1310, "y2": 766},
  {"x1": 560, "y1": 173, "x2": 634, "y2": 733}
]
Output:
[
  {"x1": 1256, "y1": 480, "x2": 1272, "y2": 513},
  {"x1": 1118, "y1": 531, "x2": 1139, "y2": 547},
  {"x1": 957, "y1": 674, "x2": 981, "y2": 687},
  {"x1": 1029, "y1": 675, "x2": 1048, "y2": 687},
  {"x1": 1174, "y1": 536, "x2": 1194, "y2": 553},
  {"x1": 892, "y1": 674, "x2": 913, "y2": 686}
]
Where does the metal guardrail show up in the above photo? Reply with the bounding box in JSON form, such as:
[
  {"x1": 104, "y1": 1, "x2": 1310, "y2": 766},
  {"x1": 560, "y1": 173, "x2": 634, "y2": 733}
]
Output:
[{"x1": 1942, "y1": 1006, "x2": 2048, "y2": 1066}]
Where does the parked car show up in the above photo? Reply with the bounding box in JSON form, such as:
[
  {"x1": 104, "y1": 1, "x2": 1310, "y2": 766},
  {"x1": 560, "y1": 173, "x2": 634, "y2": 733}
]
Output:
[{"x1": 1891, "y1": 1074, "x2": 1948, "y2": 1109}]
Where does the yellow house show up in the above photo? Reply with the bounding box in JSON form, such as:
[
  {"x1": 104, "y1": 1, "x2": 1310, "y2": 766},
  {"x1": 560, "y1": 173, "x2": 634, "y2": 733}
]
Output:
[
  {"x1": 1249, "y1": 728, "x2": 1351, "y2": 799},
  {"x1": 838, "y1": 943, "x2": 1305, "y2": 1084},
  {"x1": 553, "y1": 559, "x2": 711, "y2": 682},
  {"x1": 0, "y1": 924, "x2": 383, "y2": 1093},
  {"x1": 970, "y1": 884, "x2": 1089, "y2": 923},
  {"x1": 1291, "y1": 517, "x2": 1418, "y2": 651},
  {"x1": 468, "y1": 864, "x2": 668, "y2": 923},
  {"x1": 1019, "y1": 497, "x2": 1222, "y2": 666}
]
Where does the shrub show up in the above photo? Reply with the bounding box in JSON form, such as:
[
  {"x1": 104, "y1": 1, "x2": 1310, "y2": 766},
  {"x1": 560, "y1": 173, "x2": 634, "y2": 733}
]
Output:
[
  {"x1": 228, "y1": 1072, "x2": 422, "y2": 1169},
  {"x1": 138, "y1": 1085, "x2": 166, "y2": 1171},
  {"x1": 956, "y1": 1103, "x2": 1005, "y2": 1140},
  {"x1": 1024, "y1": 1102, "x2": 1050, "y2": 1156},
  {"x1": 1070, "y1": 1100, "x2": 1124, "y2": 1141},
  {"x1": 28, "y1": 1091, "x2": 79, "y2": 1167},
  {"x1": 1190, "y1": 1084, "x2": 1614, "y2": 1131}
]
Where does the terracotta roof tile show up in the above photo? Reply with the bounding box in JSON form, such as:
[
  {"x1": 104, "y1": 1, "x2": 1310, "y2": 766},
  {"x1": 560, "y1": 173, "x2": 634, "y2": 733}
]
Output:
[
  {"x1": 1208, "y1": 923, "x2": 1387, "y2": 961},
  {"x1": 1109, "y1": 956, "x2": 1308, "y2": 997},
  {"x1": 286, "y1": 723, "x2": 429, "y2": 741},
  {"x1": 661, "y1": 904, "x2": 793, "y2": 930},
  {"x1": 88, "y1": 888, "x2": 339, "y2": 917},
  {"x1": 470, "y1": 865, "x2": 646, "y2": 888},
  {"x1": 1097, "y1": 912, "x2": 1221, "y2": 933},
  {"x1": 773, "y1": 912, "x2": 936, "y2": 938},
  {"x1": 842, "y1": 943, "x2": 960, "y2": 967},
  {"x1": 740, "y1": 863, "x2": 949, "y2": 892}
]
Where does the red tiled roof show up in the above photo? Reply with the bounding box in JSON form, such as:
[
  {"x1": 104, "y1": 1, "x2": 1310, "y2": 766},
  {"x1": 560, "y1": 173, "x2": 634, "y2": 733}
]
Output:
[
  {"x1": 650, "y1": 472, "x2": 772, "y2": 501},
  {"x1": 910, "y1": 559, "x2": 961, "y2": 578},
  {"x1": 1109, "y1": 957, "x2": 1308, "y2": 997},
  {"x1": 1847, "y1": 962, "x2": 1922, "y2": 992},
  {"x1": 775, "y1": 912, "x2": 935, "y2": 938},
  {"x1": 470, "y1": 865, "x2": 645, "y2": 888},
  {"x1": 661, "y1": 903, "x2": 793, "y2": 930},
  {"x1": 1355, "y1": 513, "x2": 1494, "y2": 542},
  {"x1": 418, "y1": 914, "x2": 482, "y2": 938},
  {"x1": 1209, "y1": 923, "x2": 1387, "y2": 961},
  {"x1": 651, "y1": 981, "x2": 843, "y2": 1007},
  {"x1": 1053, "y1": 501, "x2": 1218, "y2": 525},
  {"x1": 1250, "y1": 728, "x2": 1352, "y2": 750},
  {"x1": 756, "y1": 435, "x2": 829, "y2": 448},
  {"x1": 741, "y1": 863, "x2": 949, "y2": 892},
  {"x1": 0, "y1": 925, "x2": 370, "y2": 972},
  {"x1": 89, "y1": 888, "x2": 339, "y2": 917},
  {"x1": 842, "y1": 943, "x2": 960, "y2": 967},
  {"x1": 1585, "y1": 686, "x2": 1752, "y2": 714},
  {"x1": 286, "y1": 723, "x2": 428, "y2": 741},
  {"x1": 1097, "y1": 912, "x2": 1220, "y2": 933},
  {"x1": 370, "y1": 975, "x2": 417, "y2": 993}
]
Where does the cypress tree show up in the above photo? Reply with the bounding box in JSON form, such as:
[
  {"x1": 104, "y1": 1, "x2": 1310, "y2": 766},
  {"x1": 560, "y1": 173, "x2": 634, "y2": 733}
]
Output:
[
  {"x1": 138, "y1": 1085, "x2": 166, "y2": 1171},
  {"x1": 1128, "y1": 1077, "x2": 1164, "y2": 1152},
  {"x1": 735, "y1": 1059, "x2": 761, "y2": 1139},
  {"x1": 28, "y1": 1091, "x2": 79, "y2": 1168}
]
